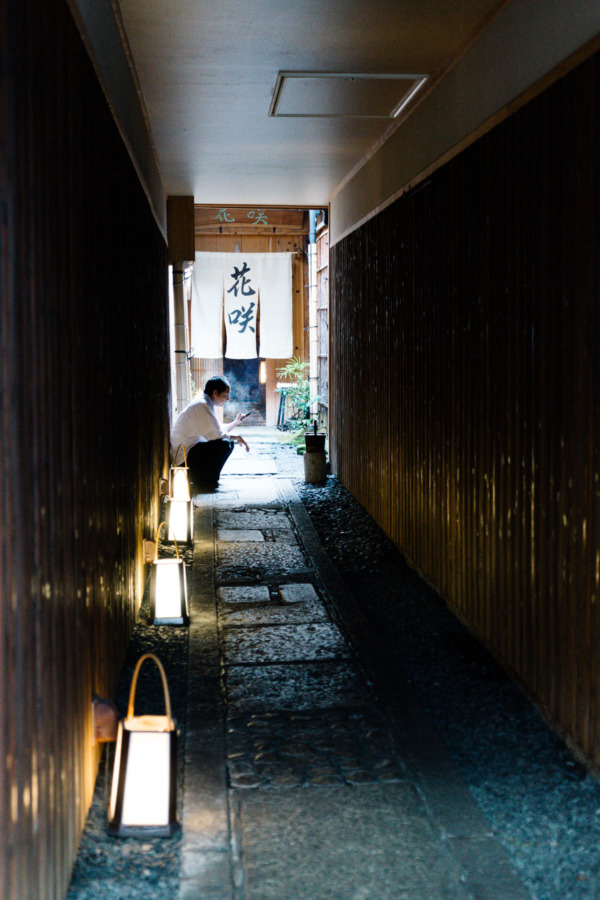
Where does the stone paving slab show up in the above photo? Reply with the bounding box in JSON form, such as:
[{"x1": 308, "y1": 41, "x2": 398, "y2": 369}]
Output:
[
  {"x1": 193, "y1": 482, "x2": 284, "y2": 509},
  {"x1": 216, "y1": 568, "x2": 317, "y2": 587},
  {"x1": 217, "y1": 528, "x2": 265, "y2": 542},
  {"x1": 217, "y1": 525, "x2": 299, "y2": 545},
  {"x1": 261, "y1": 528, "x2": 302, "y2": 544},
  {"x1": 180, "y1": 502, "x2": 232, "y2": 900},
  {"x1": 222, "y1": 457, "x2": 278, "y2": 474},
  {"x1": 219, "y1": 477, "x2": 282, "y2": 504},
  {"x1": 216, "y1": 509, "x2": 294, "y2": 530},
  {"x1": 218, "y1": 588, "x2": 329, "y2": 627},
  {"x1": 220, "y1": 603, "x2": 330, "y2": 627},
  {"x1": 178, "y1": 849, "x2": 232, "y2": 900},
  {"x1": 226, "y1": 709, "x2": 407, "y2": 789},
  {"x1": 234, "y1": 785, "x2": 469, "y2": 900},
  {"x1": 279, "y1": 582, "x2": 320, "y2": 604},
  {"x1": 217, "y1": 584, "x2": 272, "y2": 605},
  {"x1": 222, "y1": 622, "x2": 351, "y2": 664},
  {"x1": 222, "y1": 443, "x2": 279, "y2": 471},
  {"x1": 225, "y1": 661, "x2": 373, "y2": 712},
  {"x1": 216, "y1": 540, "x2": 308, "y2": 574}
]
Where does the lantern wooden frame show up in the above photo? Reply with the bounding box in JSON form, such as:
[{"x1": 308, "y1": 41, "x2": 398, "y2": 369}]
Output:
[
  {"x1": 167, "y1": 444, "x2": 194, "y2": 543},
  {"x1": 108, "y1": 654, "x2": 179, "y2": 837},
  {"x1": 167, "y1": 497, "x2": 194, "y2": 544},
  {"x1": 150, "y1": 522, "x2": 189, "y2": 626}
]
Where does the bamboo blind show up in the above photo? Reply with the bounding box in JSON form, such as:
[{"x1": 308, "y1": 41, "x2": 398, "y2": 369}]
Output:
[
  {"x1": 331, "y1": 48, "x2": 600, "y2": 767},
  {"x1": 1, "y1": 2, "x2": 170, "y2": 898}
]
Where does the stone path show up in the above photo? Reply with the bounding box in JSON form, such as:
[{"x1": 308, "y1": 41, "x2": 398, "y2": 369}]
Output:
[{"x1": 178, "y1": 438, "x2": 529, "y2": 900}]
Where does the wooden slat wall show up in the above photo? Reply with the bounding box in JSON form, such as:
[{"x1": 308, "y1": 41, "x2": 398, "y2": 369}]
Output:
[
  {"x1": 190, "y1": 358, "x2": 225, "y2": 397},
  {"x1": 330, "y1": 48, "x2": 600, "y2": 766},
  {"x1": 1, "y1": 3, "x2": 170, "y2": 899},
  {"x1": 193, "y1": 234, "x2": 308, "y2": 425}
]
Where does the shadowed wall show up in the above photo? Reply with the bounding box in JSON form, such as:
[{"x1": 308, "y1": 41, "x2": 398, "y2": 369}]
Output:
[
  {"x1": 1, "y1": 2, "x2": 170, "y2": 898},
  {"x1": 331, "y1": 49, "x2": 600, "y2": 767}
]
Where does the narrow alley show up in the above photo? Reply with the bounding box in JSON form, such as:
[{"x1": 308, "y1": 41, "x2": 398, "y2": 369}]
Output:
[
  {"x1": 6, "y1": 5, "x2": 600, "y2": 900},
  {"x1": 67, "y1": 433, "x2": 600, "y2": 900}
]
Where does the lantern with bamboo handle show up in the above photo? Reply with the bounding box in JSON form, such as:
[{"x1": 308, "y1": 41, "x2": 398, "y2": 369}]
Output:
[
  {"x1": 150, "y1": 521, "x2": 189, "y2": 625},
  {"x1": 108, "y1": 654, "x2": 179, "y2": 836},
  {"x1": 167, "y1": 444, "x2": 193, "y2": 543}
]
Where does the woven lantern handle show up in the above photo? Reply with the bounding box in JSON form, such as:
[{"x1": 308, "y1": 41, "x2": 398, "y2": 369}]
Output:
[
  {"x1": 127, "y1": 653, "x2": 173, "y2": 726},
  {"x1": 154, "y1": 520, "x2": 179, "y2": 561}
]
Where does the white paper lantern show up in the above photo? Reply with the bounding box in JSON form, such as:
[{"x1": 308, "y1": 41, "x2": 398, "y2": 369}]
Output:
[
  {"x1": 150, "y1": 522, "x2": 189, "y2": 625},
  {"x1": 108, "y1": 654, "x2": 179, "y2": 836},
  {"x1": 167, "y1": 497, "x2": 193, "y2": 544},
  {"x1": 167, "y1": 445, "x2": 193, "y2": 543}
]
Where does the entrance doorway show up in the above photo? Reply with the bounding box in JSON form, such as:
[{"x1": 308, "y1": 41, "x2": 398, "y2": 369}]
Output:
[
  {"x1": 187, "y1": 205, "x2": 328, "y2": 428},
  {"x1": 223, "y1": 358, "x2": 265, "y2": 425}
]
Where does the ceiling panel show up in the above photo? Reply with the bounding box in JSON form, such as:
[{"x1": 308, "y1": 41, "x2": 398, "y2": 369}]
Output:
[
  {"x1": 117, "y1": 0, "x2": 505, "y2": 204},
  {"x1": 270, "y1": 72, "x2": 426, "y2": 118}
]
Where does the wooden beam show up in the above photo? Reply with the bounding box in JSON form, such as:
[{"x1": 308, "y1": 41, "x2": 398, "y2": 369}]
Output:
[
  {"x1": 167, "y1": 195, "x2": 195, "y2": 262},
  {"x1": 194, "y1": 205, "x2": 308, "y2": 235}
]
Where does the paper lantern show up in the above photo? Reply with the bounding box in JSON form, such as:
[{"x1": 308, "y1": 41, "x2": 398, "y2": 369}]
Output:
[
  {"x1": 170, "y1": 444, "x2": 191, "y2": 500},
  {"x1": 167, "y1": 497, "x2": 193, "y2": 544},
  {"x1": 108, "y1": 654, "x2": 179, "y2": 836},
  {"x1": 150, "y1": 522, "x2": 189, "y2": 626},
  {"x1": 167, "y1": 444, "x2": 193, "y2": 543}
]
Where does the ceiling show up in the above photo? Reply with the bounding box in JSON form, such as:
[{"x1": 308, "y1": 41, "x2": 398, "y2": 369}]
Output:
[{"x1": 117, "y1": 0, "x2": 505, "y2": 207}]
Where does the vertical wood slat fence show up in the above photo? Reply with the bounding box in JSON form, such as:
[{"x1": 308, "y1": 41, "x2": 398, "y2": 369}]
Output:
[
  {"x1": 330, "y1": 48, "x2": 600, "y2": 767},
  {"x1": 1, "y1": 2, "x2": 170, "y2": 898}
]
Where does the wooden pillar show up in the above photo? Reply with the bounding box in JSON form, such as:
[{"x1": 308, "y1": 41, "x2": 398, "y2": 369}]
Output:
[
  {"x1": 167, "y1": 197, "x2": 195, "y2": 418},
  {"x1": 167, "y1": 196, "x2": 195, "y2": 263},
  {"x1": 172, "y1": 265, "x2": 191, "y2": 417}
]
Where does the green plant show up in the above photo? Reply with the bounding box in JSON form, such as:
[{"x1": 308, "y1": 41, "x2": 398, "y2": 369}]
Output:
[
  {"x1": 276, "y1": 356, "x2": 321, "y2": 428},
  {"x1": 287, "y1": 428, "x2": 309, "y2": 453}
]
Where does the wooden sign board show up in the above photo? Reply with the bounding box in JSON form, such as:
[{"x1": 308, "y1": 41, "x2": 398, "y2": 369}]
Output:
[{"x1": 194, "y1": 206, "x2": 307, "y2": 235}]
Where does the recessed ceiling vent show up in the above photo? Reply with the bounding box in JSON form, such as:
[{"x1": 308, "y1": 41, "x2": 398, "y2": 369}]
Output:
[{"x1": 269, "y1": 71, "x2": 428, "y2": 119}]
